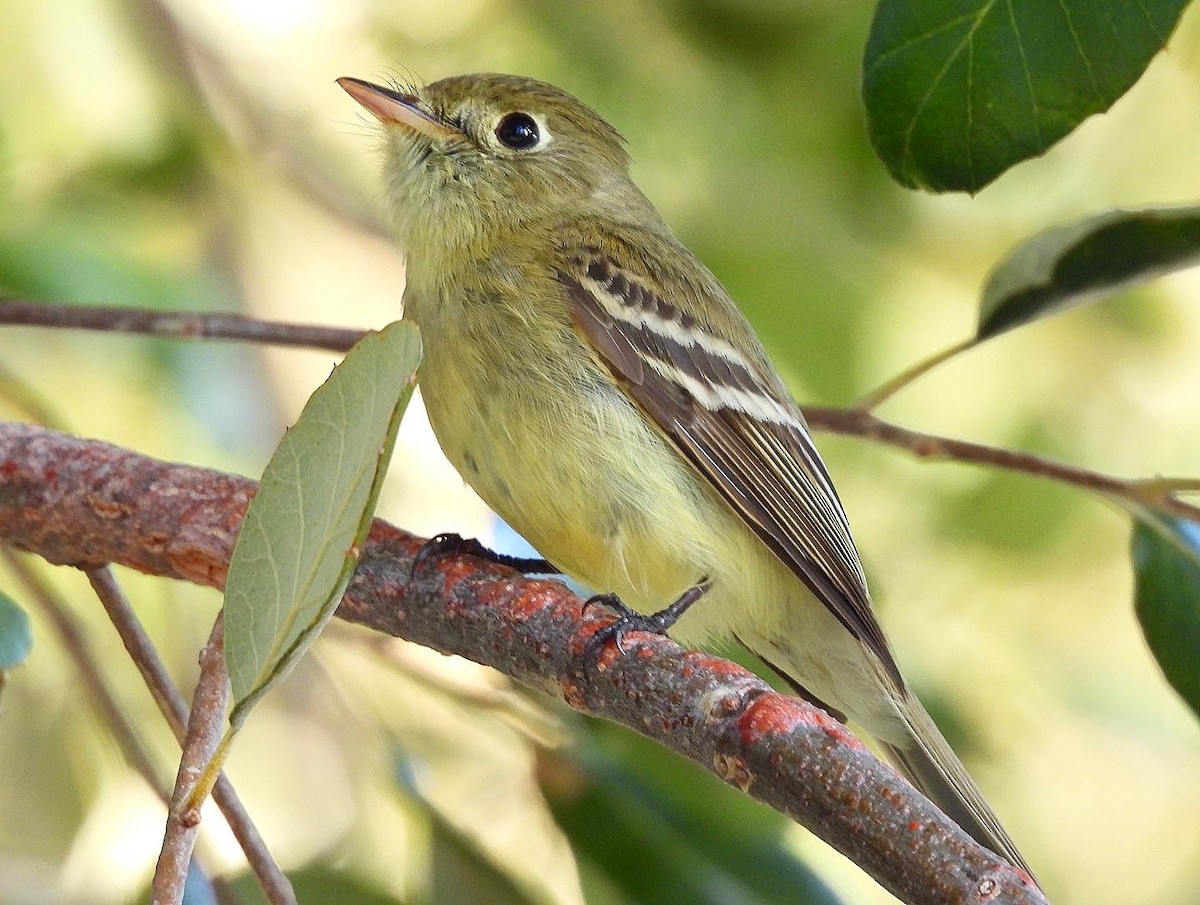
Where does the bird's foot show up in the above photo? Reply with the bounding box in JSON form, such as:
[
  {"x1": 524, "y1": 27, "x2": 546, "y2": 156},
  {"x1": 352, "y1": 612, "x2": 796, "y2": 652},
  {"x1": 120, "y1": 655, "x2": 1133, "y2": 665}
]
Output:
[
  {"x1": 583, "y1": 578, "x2": 711, "y2": 660},
  {"x1": 410, "y1": 532, "x2": 556, "y2": 580}
]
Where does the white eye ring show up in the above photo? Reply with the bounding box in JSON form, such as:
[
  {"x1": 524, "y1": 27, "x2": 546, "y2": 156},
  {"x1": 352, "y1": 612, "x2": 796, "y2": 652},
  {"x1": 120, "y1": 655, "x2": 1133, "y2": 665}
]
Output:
[{"x1": 492, "y1": 111, "x2": 553, "y2": 151}]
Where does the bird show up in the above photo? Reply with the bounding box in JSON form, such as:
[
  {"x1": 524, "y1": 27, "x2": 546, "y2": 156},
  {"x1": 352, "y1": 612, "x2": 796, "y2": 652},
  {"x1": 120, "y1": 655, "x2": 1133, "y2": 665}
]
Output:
[{"x1": 338, "y1": 71, "x2": 1033, "y2": 877}]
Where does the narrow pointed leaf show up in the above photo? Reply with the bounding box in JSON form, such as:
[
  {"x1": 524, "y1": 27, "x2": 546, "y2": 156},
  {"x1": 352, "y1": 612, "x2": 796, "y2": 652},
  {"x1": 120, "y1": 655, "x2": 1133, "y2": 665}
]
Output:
[
  {"x1": 225, "y1": 319, "x2": 421, "y2": 725},
  {"x1": 863, "y1": 0, "x2": 1191, "y2": 193},
  {"x1": 977, "y1": 206, "x2": 1200, "y2": 340},
  {"x1": 1131, "y1": 514, "x2": 1200, "y2": 721},
  {"x1": 0, "y1": 590, "x2": 33, "y2": 670}
]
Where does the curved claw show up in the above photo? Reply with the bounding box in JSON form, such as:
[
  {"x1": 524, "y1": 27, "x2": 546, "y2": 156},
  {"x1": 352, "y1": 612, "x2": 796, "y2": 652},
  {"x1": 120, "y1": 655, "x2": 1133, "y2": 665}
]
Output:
[
  {"x1": 582, "y1": 578, "x2": 712, "y2": 665},
  {"x1": 410, "y1": 532, "x2": 471, "y2": 580},
  {"x1": 581, "y1": 592, "x2": 630, "y2": 617}
]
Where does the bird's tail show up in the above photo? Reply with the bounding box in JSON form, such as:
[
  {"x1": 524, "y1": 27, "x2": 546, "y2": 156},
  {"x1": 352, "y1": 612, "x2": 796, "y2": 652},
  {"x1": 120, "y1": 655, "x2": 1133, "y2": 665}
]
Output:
[
  {"x1": 879, "y1": 691, "x2": 1035, "y2": 880},
  {"x1": 741, "y1": 632, "x2": 1034, "y2": 879}
]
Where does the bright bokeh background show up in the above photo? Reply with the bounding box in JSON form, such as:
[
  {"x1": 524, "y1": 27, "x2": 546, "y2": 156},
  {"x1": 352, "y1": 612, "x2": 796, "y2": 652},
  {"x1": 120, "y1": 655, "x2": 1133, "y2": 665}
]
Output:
[{"x1": 2, "y1": 1, "x2": 1200, "y2": 903}]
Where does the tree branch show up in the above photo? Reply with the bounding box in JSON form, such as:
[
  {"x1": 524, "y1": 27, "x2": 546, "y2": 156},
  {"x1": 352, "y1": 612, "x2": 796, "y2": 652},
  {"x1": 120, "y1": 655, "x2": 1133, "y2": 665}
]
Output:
[
  {"x1": 0, "y1": 422, "x2": 1045, "y2": 905},
  {"x1": 803, "y1": 406, "x2": 1200, "y2": 523},
  {"x1": 4, "y1": 299, "x2": 1192, "y2": 525},
  {"x1": 86, "y1": 566, "x2": 296, "y2": 905},
  {"x1": 154, "y1": 615, "x2": 228, "y2": 904},
  {"x1": 0, "y1": 299, "x2": 364, "y2": 352},
  {"x1": 0, "y1": 548, "x2": 168, "y2": 795}
]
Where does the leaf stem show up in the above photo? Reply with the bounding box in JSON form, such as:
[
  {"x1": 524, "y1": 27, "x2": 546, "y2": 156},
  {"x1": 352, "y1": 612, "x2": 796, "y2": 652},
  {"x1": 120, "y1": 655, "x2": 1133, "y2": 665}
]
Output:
[{"x1": 853, "y1": 337, "x2": 976, "y2": 412}]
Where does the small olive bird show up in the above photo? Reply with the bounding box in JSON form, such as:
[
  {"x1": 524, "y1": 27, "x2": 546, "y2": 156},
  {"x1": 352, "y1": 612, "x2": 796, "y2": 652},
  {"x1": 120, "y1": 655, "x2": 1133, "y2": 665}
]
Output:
[{"x1": 339, "y1": 72, "x2": 1032, "y2": 875}]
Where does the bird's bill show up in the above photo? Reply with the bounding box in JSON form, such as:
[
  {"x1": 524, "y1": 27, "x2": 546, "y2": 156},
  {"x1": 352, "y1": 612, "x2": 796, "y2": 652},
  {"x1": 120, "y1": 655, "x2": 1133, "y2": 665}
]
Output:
[{"x1": 337, "y1": 77, "x2": 461, "y2": 141}]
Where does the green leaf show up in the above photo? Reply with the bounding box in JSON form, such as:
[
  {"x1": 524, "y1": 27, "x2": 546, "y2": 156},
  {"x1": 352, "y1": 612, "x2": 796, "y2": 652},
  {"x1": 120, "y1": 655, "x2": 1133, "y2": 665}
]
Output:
[
  {"x1": 862, "y1": 0, "x2": 1191, "y2": 193},
  {"x1": 977, "y1": 206, "x2": 1200, "y2": 340},
  {"x1": 1131, "y1": 515, "x2": 1200, "y2": 721},
  {"x1": 224, "y1": 319, "x2": 421, "y2": 725},
  {"x1": 0, "y1": 589, "x2": 33, "y2": 670}
]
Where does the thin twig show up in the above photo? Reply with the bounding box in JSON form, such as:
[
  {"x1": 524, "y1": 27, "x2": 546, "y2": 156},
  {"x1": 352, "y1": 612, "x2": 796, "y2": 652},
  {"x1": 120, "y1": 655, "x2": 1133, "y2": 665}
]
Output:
[
  {"x1": 1134, "y1": 476, "x2": 1200, "y2": 498},
  {"x1": 804, "y1": 405, "x2": 1200, "y2": 523},
  {"x1": 1, "y1": 549, "x2": 168, "y2": 796},
  {"x1": 0, "y1": 299, "x2": 366, "y2": 352},
  {"x1": 0, "y1": 551, "x2": 225, "y2": 903},
  {"x1": 86, "y1": 567, "x2": 189, "y2": 736},
  {"x1": 86, "y1": 567, "x2": 297, "y2": 905},
  {"x1": 130, "y1": 0, "x2": 389, "y2": 238},
  {"x1": 154, "y1": 615, "x2": 228, "y2": 905}
]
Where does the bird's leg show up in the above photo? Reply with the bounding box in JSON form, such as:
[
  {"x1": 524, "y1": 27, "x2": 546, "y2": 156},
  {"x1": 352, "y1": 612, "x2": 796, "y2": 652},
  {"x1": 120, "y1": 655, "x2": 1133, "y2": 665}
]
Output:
[
  {"x1": 409, "y1": 532, "x2": 557, "y2": 580},
  {"x1": 583, "y1": 578, "x2": 711, "y2": 659}
]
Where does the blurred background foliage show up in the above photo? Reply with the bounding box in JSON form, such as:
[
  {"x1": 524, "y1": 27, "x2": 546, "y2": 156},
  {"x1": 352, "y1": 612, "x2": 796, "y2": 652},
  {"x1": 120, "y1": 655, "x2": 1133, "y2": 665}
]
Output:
[{"x1": 1, "y1": 0, "x2": 1200, "y2": 903}]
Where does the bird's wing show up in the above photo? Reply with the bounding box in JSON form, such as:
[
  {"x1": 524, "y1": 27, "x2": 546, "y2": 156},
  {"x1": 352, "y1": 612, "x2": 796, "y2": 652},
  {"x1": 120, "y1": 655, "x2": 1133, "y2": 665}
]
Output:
[{"x1": 558, "y1": 244, "x2": 901, "y2": 685}]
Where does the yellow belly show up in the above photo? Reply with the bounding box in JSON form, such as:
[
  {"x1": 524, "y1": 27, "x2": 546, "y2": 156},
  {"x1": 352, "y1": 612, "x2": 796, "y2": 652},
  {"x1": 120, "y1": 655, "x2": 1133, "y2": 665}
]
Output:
[
  {"x1": 424, "y1": 337, "x2": 694, "y2": 593},
  {"x1": 411, "y1": 291, "x2": 893, "y2": 734},
  {"x1": 413, "y1": 292, "x2": 728, "y2": 618}
]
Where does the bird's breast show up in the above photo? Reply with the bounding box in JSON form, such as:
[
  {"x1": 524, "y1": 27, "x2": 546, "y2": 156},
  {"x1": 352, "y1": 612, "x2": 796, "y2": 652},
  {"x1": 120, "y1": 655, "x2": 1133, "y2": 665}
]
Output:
[
  {"x1": 413, "y1": 292, "x2": 726, "y2": 617},
  {"x1": 410, "y1": 283, "x2": 884, "y2": 718}
]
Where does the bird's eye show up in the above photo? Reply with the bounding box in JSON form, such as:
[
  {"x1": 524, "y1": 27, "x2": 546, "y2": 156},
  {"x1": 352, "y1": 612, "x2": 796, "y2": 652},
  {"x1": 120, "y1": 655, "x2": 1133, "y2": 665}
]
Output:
[{"x1": 494, "y1": 112, "x2": 541, "y2": 150}]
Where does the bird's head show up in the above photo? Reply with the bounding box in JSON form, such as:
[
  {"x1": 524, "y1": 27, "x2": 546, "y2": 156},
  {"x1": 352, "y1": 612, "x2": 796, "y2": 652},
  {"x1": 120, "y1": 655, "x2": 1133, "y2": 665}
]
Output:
[{"x1": 340, "y1": 73, "x2": 653, "y2": 261}]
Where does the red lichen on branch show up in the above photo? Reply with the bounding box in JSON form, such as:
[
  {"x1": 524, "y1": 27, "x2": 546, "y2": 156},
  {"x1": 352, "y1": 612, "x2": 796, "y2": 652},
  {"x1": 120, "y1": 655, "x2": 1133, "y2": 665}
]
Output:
[
  {"x1": 0, "y1": 423, "x2": 1047, "y2": 905},
  {"x1": 736, "y1": 689, "x2": 861, "y2": 749}
]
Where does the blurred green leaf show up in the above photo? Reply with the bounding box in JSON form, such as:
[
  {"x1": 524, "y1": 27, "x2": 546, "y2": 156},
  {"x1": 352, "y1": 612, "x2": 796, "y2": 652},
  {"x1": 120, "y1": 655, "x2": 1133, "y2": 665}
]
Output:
[
  {"x1": 211, "y1": 865, "x2": 407, "y2": 905},
  {"x1": 862, "y1": 0, "x2": 1191, "y2": 192},
  {"x1": 225, "y1": 319, "x2": 420, "y2": 726},
  {"x1": 542, "y1": 737, "x2": 843, "y2": 905},
  {"x1": 934, "y1": 421, "x2": 1081, "y2": 555},
  {"x1": 427, "y1": 806, "x2": 547, "y2": 905},
  {"x1": 0, "y1": 589, "x2": 33, "y2": 670},
  {"x1": 286, "y1": 869, "x2": 406, "y2": 905},
  {"x1": 1131, "y1": 515, "x2": 1200, "y2": 720},
  {"x1": 0, "y1": 231, "x2": 189, "y2": 308},
  {"x1": 978, "y1": 206, "x2": 1200, "y2": 340},
  {"x1": 391, "y1": 747, "x2": 551, "y2": 905}
]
